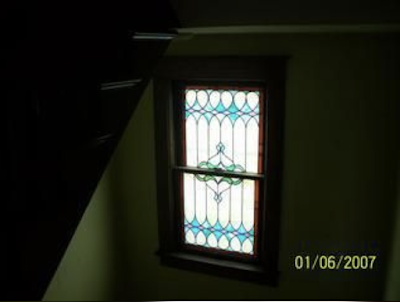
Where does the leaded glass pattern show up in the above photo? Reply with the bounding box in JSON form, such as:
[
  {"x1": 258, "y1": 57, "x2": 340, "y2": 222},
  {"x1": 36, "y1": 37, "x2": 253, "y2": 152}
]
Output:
[
  {"x1": 182, "y1": 87, "x2": 263, "y2": 255},
  {"x1": 185, "y1": 88, "x2": 261, "y2": 173}
]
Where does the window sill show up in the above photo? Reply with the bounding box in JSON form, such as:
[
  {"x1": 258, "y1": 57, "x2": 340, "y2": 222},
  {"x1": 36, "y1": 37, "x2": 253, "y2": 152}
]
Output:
[{"x1": 156, "y1": 250, "x2": 279, "y2": 285}]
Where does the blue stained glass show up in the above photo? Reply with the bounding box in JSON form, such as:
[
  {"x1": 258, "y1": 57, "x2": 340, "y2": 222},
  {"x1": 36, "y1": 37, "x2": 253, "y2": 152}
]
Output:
[
  {"x1": 228, "y1": 103, "x2": 238, "y2": 113},
  {"x1": 185, "y1": 89, "x2": 260, "y2": 124},
  {"x1": 203, "y1": 228, "x2": 212, "y2": 237},
  {"x1": 191, "y1": 227, "x2": 201, "y2": 236},
  {"x1": 214, "y1": 230, "x2": 224, "y2": 240},
  {"x1": 229, "y1": 113, "x2": 240, "y2": 122},
  {"x1": 192, "y1": 100, "x2": 202, "y2": 110},
  {"x1": 204, "y1": 112, "x2": 213, "y2": 122},
  {"x1": 237, "y1": 223, "x2": 248, "y2": 235},
  {"x1": 184, "y1": 218, "x2": 255, "y2": 250},
  {"x1": 214, "y1": 221, "x2": 223, "y2": 232},
  {"x1": 191, "y1": 218, "x2": 200, "y2": 228},
  {"x1": 243, "y1": 104, "x2": 253, "y2": 113},
  {"x1": 227, "y1": 233, "x2": 235, "y2": 239},
  {"x1": 203, "y1": 220, "x2": 211, "y2": 229},
  {"x1": 216, "y1": 102, "x2": 225, "y2": 112},
  {"x1": 226, "y1": 223, "x2": 235, "y2": 233},
  {"x1": 238, "y1": 234, "x2": 247, "y2": 244}
]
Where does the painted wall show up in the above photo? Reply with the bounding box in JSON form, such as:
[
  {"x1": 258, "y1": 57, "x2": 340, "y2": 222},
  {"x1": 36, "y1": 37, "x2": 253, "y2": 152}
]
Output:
[
  {"x1": 385, "y1": 161, "x2": 400, "y2": 301},
  {"x1": 44, "y1": 32, "x2": 399, "y2": 300},
  {"x1": 43, "y1": 170, "x2": 118, "y2": 301},
  {"x1": 112, "y1": 33, "x2": 399, "y2": 300}
]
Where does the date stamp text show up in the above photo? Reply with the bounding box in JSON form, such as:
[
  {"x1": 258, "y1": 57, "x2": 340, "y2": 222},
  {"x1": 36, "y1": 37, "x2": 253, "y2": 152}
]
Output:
[{"x1": 294, "y1": 254, "x2": 377, "y2": 270}]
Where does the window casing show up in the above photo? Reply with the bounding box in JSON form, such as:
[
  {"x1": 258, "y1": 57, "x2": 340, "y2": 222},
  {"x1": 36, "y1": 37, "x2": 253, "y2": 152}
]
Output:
[{"x1": 153, "y1": 57, "x2": 286, "y2": 284}]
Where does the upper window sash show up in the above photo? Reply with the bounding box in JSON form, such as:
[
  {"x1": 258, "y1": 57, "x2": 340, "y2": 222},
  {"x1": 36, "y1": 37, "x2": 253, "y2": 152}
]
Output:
[{"x1": 173, "y1": 83, "x2": 266, "y2": 177}]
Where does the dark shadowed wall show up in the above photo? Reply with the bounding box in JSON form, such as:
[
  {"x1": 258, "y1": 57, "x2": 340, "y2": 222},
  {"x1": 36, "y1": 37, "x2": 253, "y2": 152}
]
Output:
[
  {"x1": 385, "y1": 161, "x2": 400, "y2": 301},
  {"x1": 43, "y1": 171, "x2": 118, "y2": 301}
]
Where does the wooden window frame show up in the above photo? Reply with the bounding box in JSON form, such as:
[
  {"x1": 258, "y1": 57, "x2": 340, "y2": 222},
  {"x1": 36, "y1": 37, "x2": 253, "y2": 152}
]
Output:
[{"x1": 153, "y1": 56, "x2": 287, "y2": 285}]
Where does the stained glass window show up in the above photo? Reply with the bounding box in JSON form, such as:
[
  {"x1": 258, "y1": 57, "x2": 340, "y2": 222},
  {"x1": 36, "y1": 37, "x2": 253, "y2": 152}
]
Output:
[
  {"x1": 154, "y1": 57, "x2": 285, "y2": 282},
  {"x1": 181, "y1": 86, "x2": 264, "y2": 256}
]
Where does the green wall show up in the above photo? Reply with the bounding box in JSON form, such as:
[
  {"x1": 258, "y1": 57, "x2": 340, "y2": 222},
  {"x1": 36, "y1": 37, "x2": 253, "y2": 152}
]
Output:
[
  {"x1": 43, "y1": 170, "x2": 118, "y2": 301},
  {"x1": 385, "y1": 160, "x2": 400, "y2": 301},
  {"x1": 44, "y1": 32, "x2": 399, "y2": 300}
]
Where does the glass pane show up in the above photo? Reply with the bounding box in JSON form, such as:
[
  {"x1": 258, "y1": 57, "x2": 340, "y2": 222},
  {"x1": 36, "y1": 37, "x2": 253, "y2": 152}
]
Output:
[
  {"x1": 185, "y1": 87, "x2": 261, "y2": 173},
  {"x1": 183, "y1": 173, "x2": 255, "y2": 255}
]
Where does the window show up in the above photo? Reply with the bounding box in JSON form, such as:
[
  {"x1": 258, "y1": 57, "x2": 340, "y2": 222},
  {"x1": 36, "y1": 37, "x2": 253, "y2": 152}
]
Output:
[
  {"x1": 154, "y1": 57, "x2": 286, "y2": 284},
  {"x1": 181, "y1": 85, "x2": 263, "y2": 258}
]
